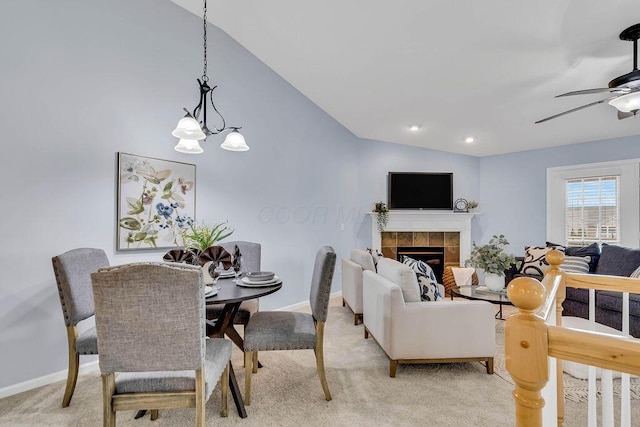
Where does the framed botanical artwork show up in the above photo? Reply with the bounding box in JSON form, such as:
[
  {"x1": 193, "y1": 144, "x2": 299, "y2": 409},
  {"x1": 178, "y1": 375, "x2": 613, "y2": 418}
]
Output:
[{"x1": 117, "y1": 152, "x2": 196, "y2": 250}]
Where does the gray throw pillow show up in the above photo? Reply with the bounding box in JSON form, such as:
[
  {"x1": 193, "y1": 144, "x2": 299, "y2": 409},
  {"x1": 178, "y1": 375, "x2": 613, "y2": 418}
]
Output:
[{"x1": 595, "y1": 244, "x2": 640, "y2": 277}]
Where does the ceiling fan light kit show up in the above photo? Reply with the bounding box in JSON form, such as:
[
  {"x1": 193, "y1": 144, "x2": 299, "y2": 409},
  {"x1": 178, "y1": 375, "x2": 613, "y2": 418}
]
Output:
[
  {"x1": 537, "y1": 23, "x2": 640, "y2": 123},
  {"x1": 172, "y1": 0, "x2": 249, "y2": 154}
]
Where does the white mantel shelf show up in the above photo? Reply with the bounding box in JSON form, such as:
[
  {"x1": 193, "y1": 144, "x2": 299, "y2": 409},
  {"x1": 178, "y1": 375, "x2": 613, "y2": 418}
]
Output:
[{"x1": 368, "y1": 211, "x2": 479, "y2": 265}]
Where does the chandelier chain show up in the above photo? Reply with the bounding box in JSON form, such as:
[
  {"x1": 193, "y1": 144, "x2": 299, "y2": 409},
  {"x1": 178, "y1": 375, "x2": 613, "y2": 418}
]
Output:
[{"x1": 202, "y1": 0, "x2": 208, "y2": 82}]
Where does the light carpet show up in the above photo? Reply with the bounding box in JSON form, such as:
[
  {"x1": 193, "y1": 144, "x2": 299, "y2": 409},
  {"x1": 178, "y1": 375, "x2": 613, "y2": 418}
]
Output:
[{"x1": 0, "y1": 305, "x2": 638, "y2": 426}]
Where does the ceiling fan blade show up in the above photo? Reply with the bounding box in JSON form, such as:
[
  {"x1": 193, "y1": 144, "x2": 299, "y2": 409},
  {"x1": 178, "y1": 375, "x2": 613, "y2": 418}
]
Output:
[
  {"x1": 555, "y1": 87, "x2": 631, "y2": 97},
  {"x1": 618, "y1": 110, "x2": 635, "y2": 120},
  {"x1": 535, "y1": 97, "x2": 617, "y2": 124}
]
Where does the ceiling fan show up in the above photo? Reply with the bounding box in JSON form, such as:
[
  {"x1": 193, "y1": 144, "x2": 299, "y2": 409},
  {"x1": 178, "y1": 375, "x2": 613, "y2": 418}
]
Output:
[{"x1": 536, "y1": 23, "x2": 640, "y2": 124}]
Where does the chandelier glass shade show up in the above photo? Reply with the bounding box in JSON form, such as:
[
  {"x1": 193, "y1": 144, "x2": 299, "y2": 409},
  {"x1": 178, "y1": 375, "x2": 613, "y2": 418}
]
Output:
[{"x1": 173, "y1": 0, "x2": 248, "y2": 154}]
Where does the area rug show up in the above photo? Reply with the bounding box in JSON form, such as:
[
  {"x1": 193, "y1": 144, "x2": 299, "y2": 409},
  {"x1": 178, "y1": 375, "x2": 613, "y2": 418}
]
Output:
[{"x1": 492, "y1": 318, "x2": 640, "y2": 403}]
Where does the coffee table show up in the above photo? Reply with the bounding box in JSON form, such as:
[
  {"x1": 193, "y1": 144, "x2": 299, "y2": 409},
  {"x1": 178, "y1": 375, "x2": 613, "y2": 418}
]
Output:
[{"x1": 450, "y1": 285, "x2": 512, "y2": 320}]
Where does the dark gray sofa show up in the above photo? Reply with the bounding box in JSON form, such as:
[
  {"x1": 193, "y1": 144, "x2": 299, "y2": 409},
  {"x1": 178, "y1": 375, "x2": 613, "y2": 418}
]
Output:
[{"x1": 506, "y1": 243, "x2": 640, "y2": 338}]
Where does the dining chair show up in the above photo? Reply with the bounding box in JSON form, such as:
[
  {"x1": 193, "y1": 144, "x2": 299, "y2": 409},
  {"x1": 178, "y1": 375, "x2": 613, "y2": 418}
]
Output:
[
  {"x1": 208, "y1": 241, "x2": 262, "y2": 328},
  {"x1": 91, "y1": 262, "x2": 232, "y2": 427},
  {"x1": 242, "y1": 246, "x2": 336, "y2": 405},
  {"x1": 51, "y1": 247, "x2": 109, "y2": 407}
]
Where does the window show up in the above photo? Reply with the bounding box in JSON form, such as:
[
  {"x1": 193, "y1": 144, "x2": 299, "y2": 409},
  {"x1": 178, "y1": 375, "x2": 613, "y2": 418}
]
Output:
[
  {"x1": 565, "y1": 176, "x2": 619, "y2": 246},
  {"x1": 547, "y1": 160, "x2": 639, "y2": 249}
]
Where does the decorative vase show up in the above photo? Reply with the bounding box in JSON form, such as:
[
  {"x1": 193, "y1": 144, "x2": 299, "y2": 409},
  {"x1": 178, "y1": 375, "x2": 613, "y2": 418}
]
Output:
[{"x1": 485, "y1": 273, "x2": 505, "y2": 291}]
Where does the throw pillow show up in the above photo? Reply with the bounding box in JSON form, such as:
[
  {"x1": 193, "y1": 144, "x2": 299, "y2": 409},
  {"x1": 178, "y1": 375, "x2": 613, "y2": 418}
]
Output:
[
  {"x1": 560, "y1": 256, "x2": 590, "y2": 274},
  {"x1": 595, "y1": 244, "x2": 640, "y2": 277},
  {"x1": 366, "y1": 248, "x2": 382, "y2": 271},
  {"x1": 376, "y1": 258, "x2": 422, "y2": 303},
  {"x1": 402, "y1": 256, "x2": 443, "y2": 302},
  {"x1": 631, "y1": 265, "x2": 640, "y2": 279},
  {"x1": 522, "y1": 246, "x2": 566, "y2": 276},
  {"x1": 546, "y1": 241, "x2": 601, "y2": 272}
]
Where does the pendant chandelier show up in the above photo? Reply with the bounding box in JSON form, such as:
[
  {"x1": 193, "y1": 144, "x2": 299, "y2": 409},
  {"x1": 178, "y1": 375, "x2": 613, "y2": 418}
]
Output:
[{"x1": 172, "y1": 0, "x2": 248, "y2": 154}]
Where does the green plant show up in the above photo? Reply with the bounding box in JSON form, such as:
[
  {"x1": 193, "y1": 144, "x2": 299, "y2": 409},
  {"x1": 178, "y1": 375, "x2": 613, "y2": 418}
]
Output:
[
  {"x1": 373, "y1": 202, "x2": 389, "y2": 234},
  {"x1": 465, "y1": 234, "x2": 515, "y2": 275},
  {"x1": 180, "y1": 220, "x2": 234, "y2": 252}
]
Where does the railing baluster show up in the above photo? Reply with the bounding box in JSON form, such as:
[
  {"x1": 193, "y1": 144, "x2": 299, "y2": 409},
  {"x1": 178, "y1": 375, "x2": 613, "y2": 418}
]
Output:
[{"x1": 602, "y1": 369, "x2": 614, "y2": 427}]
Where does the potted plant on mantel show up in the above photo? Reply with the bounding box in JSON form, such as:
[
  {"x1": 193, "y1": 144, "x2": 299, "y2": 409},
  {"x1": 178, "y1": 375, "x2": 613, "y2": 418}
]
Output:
[
  {"x1": 465, "y1": 234, "x2": 515, "y2": 291},
  {"x1": 373, "y1": 201, "x2": 389, "y2": 235}
]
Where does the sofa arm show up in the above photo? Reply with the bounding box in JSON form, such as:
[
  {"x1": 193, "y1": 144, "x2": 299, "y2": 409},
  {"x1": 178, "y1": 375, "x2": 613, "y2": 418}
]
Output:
[{"x1": 342, "y1": 258, "x2": 364, "y2": 313}]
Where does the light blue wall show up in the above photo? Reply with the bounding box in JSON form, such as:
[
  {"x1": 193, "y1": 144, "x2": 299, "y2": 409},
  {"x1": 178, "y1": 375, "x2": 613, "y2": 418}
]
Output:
[
  {"x1": 0, "y1": 0, "x2": 359, "y2": 388},
  {"x1": 354, "y1": 139, "x2": 481, "y2": 247},
  {"x1": 477, "y1": 136, "x2": 640, "y2": 254}
]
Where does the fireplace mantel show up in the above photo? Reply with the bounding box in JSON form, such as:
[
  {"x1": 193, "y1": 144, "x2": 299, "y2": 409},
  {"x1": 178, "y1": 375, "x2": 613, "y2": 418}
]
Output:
[{"x1": 368, "y1": 211, "x2": 477, "y2": 266}]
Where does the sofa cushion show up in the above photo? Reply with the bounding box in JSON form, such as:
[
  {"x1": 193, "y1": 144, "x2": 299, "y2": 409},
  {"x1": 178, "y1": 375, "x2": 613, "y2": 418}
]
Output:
[
  {"x1": 595, "y1": 244, "x2": 640, "y2": 277},
  {"x1": 565, "y1": 287, "x2": 590, "y2": 304},
  {"x1": 351, "y1": 250, "x2": 376, "y2": 272},
  {"x1": 522, "y1": 246, "x2": 565, "y2": 276},
  {"x1": 401, "y1": 256, "x2": 443, "y2": 302},
  {"x1": 560, "y1": 256, "x2": 590, "y2": 274},
  {"x1": 376, "y1": 258, "x2": 422, "y2": 302},
  {"x1": 596, "y1": 291, "x2": 640, "y2": 315},
  {"x1": 631, "y1": 265, "x2": 640, "y2": 279}
]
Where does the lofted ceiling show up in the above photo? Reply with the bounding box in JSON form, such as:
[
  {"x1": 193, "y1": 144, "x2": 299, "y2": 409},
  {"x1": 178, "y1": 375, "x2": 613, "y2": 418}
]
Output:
[{"x1": 171, "y1": 0, "x2": 640, "y2": 157}]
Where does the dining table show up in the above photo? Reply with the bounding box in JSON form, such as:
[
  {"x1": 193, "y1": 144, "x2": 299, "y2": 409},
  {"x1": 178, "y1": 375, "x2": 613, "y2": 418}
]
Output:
[{"x1": 205, "y1": 276, "x2": 282, "y2": 418}]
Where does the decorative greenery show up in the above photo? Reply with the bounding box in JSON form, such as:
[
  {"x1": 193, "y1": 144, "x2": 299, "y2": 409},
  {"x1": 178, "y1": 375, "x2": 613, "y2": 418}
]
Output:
[
  {"x1": 179, "y1": 221, "x2": 234, "y2": 252},
  {"x1": 373, "y1": 202, "x2": 389, "y2": 235},
  {"x1": 467, "y1": 200, "x2": 479, "y2": 210},
  {"x1": 465, "y1": 234, "x2": 515, "y2": 275}
]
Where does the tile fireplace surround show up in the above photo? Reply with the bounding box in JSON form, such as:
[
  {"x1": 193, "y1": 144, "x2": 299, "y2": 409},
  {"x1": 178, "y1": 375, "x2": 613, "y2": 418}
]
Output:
[{"x1": 368, "y1": 211, "x2": 477, "y2": 267}]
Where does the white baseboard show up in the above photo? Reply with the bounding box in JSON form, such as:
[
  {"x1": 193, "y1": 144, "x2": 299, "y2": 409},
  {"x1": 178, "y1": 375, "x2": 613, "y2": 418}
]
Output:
[
  {"x1": 0, "y1": 291, "x2": 344, "y2": 399},
  {"x1": 0, "y1": 360, "x2": 99, "y2": 400}
]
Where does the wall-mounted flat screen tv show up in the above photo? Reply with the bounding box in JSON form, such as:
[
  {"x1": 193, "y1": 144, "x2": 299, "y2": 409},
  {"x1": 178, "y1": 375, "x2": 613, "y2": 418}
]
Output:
[{"x1": 387, "y1": 172, "x2": 453, "y2": 210}]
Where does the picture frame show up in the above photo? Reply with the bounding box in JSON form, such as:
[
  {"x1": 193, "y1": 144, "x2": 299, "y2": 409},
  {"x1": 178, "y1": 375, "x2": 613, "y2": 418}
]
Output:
[{"x1": 117, "y1": 152, "x2": 196, "y2": 251}]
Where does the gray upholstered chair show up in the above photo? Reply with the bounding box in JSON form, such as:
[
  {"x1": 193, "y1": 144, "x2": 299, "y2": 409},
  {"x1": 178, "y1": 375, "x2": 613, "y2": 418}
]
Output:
[
  {"x1": 91, "y1": 262, "x2": 231, "y2": 427},
  {"x1": 208, "y1": 241, "x2": 262, "y2": 327},
  {"x1": 51, "y1": 248, "x2": 109, "y2": 407},
  {"x1": 243, "y1": 246, "x2": 336, "y2": 405}
]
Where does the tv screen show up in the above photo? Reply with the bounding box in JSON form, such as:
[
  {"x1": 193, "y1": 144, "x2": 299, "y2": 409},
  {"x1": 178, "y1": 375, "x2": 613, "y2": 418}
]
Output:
[{"x1": 387, "y1": 172, "x2": 453, "y2": 210}]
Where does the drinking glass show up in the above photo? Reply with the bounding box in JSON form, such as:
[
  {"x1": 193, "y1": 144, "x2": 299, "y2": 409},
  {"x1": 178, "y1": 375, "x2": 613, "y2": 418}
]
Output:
[
  {"x1": 209, "y1": 261, "x2": 224, "y2": 291},
  {"x1": 233, "y1": 255, "x2": 242, "y2": 283}
]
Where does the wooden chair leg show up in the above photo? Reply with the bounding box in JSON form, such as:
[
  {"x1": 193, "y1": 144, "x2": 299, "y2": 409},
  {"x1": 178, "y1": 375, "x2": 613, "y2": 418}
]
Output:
[
  {"x1": 101, "y1": 373, "x2": 116, "y2": 427},
  {"x1": 486, "y1": 357, "x2": 494, "y2": 374},
  {"x1": 354, "y1": 314, "x2": 359, "y2": 325},
  {"x1": 221, "y1": 363, "x2": 229, "y2": 417},
  {"x1": 315, "y1": 322, "x2": 332, "y2": 401},
  {"x1": 63, "y1": 326, "x2": 79, "y2": 408},
  {"x1": 244, "y1": 352, "x2": 252, "y2": 406},
  {"x1": 342, "y1": 298, "x2": 346, "y2": 307},
  {"x1": 195, "y1": 369, "x2": 205, "y2": 427},
  {"x1": 150, "y1": 410, "x2": 159, "y2": 420},
  {"x1": 364, "y1": 327, "x2": 369, "y2": 339},
  {"x1": 252, "y1": 352, "x2": 258, "y2": 374},
  {"x1": 390, "y1": 360, "x2": 398, "y2": 378}
]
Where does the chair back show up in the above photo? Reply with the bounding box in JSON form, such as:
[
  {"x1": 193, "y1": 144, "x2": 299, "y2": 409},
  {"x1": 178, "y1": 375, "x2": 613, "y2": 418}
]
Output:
[
  {"x1": 309, "y1": 246, "x2": 337, "y2": 322},
  {"x1": 91, "y1": 262, "x2": 205, "y2": 373},
  {"x1": 221, "y1": 241, "x2": 261, "y2": 273},
  {"x1": 52, "y1": 248, "x2": 110, "y2": 326}
]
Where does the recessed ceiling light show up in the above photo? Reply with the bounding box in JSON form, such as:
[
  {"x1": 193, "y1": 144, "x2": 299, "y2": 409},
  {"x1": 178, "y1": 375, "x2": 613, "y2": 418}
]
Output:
[
  {"x1": 465, "y1": 137, "x2": 475, "y2": 143},
  {"x1": 409, "y1": 125, "x2": 421, "y2": 132}
]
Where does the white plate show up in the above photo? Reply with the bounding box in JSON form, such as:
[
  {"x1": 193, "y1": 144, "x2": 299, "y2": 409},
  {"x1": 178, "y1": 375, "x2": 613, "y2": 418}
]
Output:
[
  {"x1": 241, "y1": 275, "x2": 280, "y2": 285},
  {"x1": 219, "y1": 270, "x2": 235, "y2": 278},
  {"x1": 237, "y1": 278, "x2": 282, "y2": 288},
  {"x1": 204, "y1": 286, "x2": 218, "y2": 297}
]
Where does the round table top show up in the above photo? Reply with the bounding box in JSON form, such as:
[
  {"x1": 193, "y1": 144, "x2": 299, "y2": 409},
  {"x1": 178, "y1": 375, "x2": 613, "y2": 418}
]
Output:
[
  {"x1": 206, "y1": 277, "x2": 282, "y2": 305},
  {"x1": 451, "y1": 285, "x2": 512, "y2": 304}
]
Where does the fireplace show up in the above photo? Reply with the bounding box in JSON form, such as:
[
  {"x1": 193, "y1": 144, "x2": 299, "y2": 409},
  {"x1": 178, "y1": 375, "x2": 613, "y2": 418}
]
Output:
[{"x1": 397, "y1": 246, "x2": 445, "y2": 283}]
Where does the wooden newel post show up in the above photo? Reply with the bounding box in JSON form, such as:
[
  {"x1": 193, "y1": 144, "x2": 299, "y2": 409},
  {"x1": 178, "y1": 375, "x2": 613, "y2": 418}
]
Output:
[{"x1": 505, "y1": 277, "x2": 549, "y2": 427}]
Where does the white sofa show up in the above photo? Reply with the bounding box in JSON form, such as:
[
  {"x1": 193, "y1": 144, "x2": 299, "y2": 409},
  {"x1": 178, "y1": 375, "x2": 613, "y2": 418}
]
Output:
[
  {"x1": 363, "y1": 258, "x2": 496, "y2": 377},
  {"x1": 341, "y1": 250, "x2": 376, "y2": 325}
]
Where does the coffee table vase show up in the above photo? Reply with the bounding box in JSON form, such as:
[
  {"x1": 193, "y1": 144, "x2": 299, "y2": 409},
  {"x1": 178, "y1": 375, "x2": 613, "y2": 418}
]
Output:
[{"x1": 485, "y1": 273, "x2": 505, "y2": 291}]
